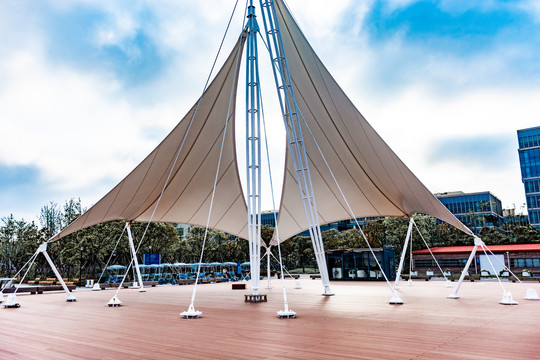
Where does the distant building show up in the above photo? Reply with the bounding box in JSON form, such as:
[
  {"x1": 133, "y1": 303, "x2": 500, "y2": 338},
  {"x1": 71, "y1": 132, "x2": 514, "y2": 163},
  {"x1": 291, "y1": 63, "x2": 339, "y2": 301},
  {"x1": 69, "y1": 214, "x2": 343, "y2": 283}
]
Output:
[
  {"x1": 412, "y1": 244, "x2": 540, "y2": 276},
  {"x1": 518, "y1": 126, "x2": 540, "y2": 228},
  {"x1": 502, "y1": 208, "x2": 530, "y2": 227},
  {"x1": 260, "y1": 210, "x2": 380, "y2": 236},
  {"x1": 175, "y1": 224, "x2": 192, "y2": 239},
  {"x1": 261, "y1": 209, "x2": 339, "y2": 233},
  {"x1": 435, "y1": 191, "x2": 503, "y2": 232},
  {"x1": 325, "y1": 248, "x2": 396, "y2": 281},
  {"x1": 261, "y1": 210, "x2": 278, "y2": 227}
]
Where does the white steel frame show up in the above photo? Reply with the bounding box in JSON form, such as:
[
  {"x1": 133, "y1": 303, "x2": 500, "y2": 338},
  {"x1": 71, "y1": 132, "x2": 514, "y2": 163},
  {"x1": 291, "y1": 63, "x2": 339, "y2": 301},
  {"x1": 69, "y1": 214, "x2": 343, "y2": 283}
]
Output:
[
  {"x1": 448, "y1": 236, "x2": 482, "y2": 299},
  {"x1": 126, "y1": 223, "x2": 146, "y2": 292},
  {"x1": 394, "y1": 218, "x2": 414, "y2": 290},
  {"x1": 259, "y1": 0, "x2": 333, "y2": 295},
  {"x1": 245, "y1": 2, "x2": 263, "y2": 296}
]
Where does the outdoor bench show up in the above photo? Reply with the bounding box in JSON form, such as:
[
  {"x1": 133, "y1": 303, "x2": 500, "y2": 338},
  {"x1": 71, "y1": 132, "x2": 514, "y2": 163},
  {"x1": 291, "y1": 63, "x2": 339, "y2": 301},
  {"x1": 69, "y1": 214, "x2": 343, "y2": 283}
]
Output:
[{"x1": 284, "y1": 274, "x2": 300, "y2": 279}]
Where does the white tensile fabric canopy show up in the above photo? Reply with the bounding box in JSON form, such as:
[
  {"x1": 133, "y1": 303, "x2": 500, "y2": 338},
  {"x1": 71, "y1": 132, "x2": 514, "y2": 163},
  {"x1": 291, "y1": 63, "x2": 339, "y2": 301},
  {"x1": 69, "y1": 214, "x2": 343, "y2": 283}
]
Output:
[
  {"x1": 52, "y1": 34, "x2": 250, "y2": 241},
  {"x1": 271, "y1": 0, "x2": 471, "y2": 243},
  {"x1": 52, "y1": 0, "x2": 471, "y2": 243}
]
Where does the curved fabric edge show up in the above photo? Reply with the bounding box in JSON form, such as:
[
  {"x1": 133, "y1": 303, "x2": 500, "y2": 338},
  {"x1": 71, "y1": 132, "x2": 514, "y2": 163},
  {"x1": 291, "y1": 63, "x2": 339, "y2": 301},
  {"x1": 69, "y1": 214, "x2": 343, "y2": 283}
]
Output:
[
  {"x1": 52, "y1": 33, "x2": 249, "y2": 242},
  {"x1": 271, "y1": 0, "x2": 472, "y2": 244}
]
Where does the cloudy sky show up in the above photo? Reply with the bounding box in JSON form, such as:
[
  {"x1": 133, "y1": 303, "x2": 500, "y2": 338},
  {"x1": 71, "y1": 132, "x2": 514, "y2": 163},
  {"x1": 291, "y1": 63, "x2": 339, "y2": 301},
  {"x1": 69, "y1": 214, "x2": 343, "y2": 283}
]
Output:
[{"x1": 1, "y1": 0, "x2": 539, "y2": 225}]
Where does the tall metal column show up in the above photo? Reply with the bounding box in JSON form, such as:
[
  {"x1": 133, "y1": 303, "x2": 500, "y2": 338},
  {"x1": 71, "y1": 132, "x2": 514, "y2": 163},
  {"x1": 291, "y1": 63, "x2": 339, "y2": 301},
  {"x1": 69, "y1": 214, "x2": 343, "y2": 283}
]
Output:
[
  {"x1": 259, "y1": 0, "x2": 333, "y2": 295},
  {"x1": 246, "y1": 2, "x2": 262, "y2": 296}
]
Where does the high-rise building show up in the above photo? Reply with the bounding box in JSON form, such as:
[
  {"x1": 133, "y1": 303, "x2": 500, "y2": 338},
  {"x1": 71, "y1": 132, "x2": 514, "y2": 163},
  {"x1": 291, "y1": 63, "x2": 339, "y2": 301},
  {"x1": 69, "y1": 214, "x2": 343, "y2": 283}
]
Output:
[
  {"x1": 518, "y1": 126, "x2": 540, "y2": 228},
  {"x1": 434, "y1": 191, "x2": 503, "y2": 232}
]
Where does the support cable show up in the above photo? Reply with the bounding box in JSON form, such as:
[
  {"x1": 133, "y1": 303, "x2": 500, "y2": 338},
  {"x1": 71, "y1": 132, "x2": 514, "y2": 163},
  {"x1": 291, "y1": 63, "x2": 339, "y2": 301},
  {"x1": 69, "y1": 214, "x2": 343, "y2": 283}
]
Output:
[
  {"x1": 1, "y1": 251, "x2": 39, "y2": 294},
  {"x1": 181, "y1": 24, "x2": 246, "y2": 318},
  {"x1": 259, "y1": 69, "x2": 295, "y2": 316},
  {"x1": 412, "y1": 220, "x2": 449, "y2": 281},
  {"x1": 297, "y1": 105, "x2": 400, "y2": 301},
  {"x1": 259, "y1": 0, "x2": 333, "y2": 296},
  {"x1": 482, "y1": 246, "x2": 528, "y2": 289},
  {"x1": 269, "y1": 252, "x2": 297, "y2": 280},
  {"x1": 480, "y1": 245, "x2": 540, "y2": 300},
  {"x1": 480, "y1": 245, "x2": 508, "y2": 294},
  {"x1": 95, "y1": 224, "x2": 127, "y2": 285},
  {"x1": 13, "y1": 253, "x2": 40, "y2": 295},
  {"x1": 108, "y1": 0, "x2": 241, "y2": 304}
]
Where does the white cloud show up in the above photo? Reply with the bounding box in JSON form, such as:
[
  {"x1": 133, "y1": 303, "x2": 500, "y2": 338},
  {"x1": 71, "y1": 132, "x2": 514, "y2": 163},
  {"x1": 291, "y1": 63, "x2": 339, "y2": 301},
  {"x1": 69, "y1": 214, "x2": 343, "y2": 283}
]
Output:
[
  {"x1": 1, "y1": 0, "x2": 538, "y2": 223},
  {"x1": 517, "y1": 0, "x2": 540, "y2": 22},
  {"x1": 354, "y1": 84, "x2": 537, "y2": 211},
  {"x1": 286, "y1": 0, "x2": 352, "y2": 36},
  {"x1": 384, "y1": 0, "x2": 420, "y2": 12}
]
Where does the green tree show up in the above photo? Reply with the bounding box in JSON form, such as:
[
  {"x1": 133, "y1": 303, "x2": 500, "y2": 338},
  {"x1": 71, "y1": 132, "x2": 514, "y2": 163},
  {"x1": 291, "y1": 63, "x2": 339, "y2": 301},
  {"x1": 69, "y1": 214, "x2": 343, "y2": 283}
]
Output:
[
  {"x1": 63, "y1": 197, "x2": 85, "y2": 226},
  {"x1": 0, "y1": 215, "x2": 41, "y2": 277},
  {"x1": 39, "y1": 202, "x2": 63, "y2": 236},
  {"x1": 362, "y1": 219, "x2": 385, "y2": 247}
]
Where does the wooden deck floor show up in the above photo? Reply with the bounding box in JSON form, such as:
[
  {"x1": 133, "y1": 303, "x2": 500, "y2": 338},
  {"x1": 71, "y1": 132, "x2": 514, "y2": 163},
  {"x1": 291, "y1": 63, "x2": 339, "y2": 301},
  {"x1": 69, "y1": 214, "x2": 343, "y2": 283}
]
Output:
[{"x1": 1, "y1": 279, "x2": 539, "y2": 359}]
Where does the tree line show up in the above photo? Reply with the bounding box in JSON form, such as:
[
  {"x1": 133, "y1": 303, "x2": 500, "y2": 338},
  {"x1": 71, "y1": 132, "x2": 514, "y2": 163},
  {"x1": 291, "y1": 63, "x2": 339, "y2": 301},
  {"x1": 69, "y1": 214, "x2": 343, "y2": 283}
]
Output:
[{"x1": 1, "y1": 198, "x2": 539, "y2": 279}]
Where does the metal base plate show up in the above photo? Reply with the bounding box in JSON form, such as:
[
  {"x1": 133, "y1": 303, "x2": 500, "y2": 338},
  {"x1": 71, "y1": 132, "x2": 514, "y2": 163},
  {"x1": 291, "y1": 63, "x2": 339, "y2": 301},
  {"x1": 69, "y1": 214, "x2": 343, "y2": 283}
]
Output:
[
  {"x1": 3, "y1": 294, "x2": 20, "y2": 308},
  {"x1": 322, "y1": 286, "x2": 335, "y2": 296},
  {"x1": 3, "y1": 303, "x2": 20, "y2": 308},
  {"x1": 389, "y1": 293, "x2": 403, "y2": 304},
  {"x1": 181, "y1": 304, "x2": 202, "y2": 319},
  {"x1": 107, "y1": 296, "x2": 122, "y2": 307},
  {"x1": 245, "y1": 294, "x2": 267, "y2": 302},
  {"x1": 524, "y1": 288, "x2": 540, "y2": 300},
  {"x1": 181, "y1": 310, "x2": 202, "y2": 319},
  {"x1": 500, "y1": 292, "x2": 518, "y2": 305},
  {"x1": 277, "y1": 310, "x2": 296, "y2": 319}
]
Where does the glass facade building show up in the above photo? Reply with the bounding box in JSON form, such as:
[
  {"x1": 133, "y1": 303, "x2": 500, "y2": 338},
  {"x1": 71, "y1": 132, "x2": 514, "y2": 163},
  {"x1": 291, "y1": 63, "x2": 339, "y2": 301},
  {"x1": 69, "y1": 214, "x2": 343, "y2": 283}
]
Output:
[
  {"x1": 260, "y1": 211, "x2": 278, "y2": 227},
  {"x1": 435, "y1": 191, "x2": 503, "y2": 232},
  {"x1": 260, "y1": 211, "x2": 354, "y2": 234},
  {"x1": 326, "y1": 248, "x2": 395, "y2": 281},
  {"x1": 518, "y1": 126, "x2": 540, "y2": 228}
]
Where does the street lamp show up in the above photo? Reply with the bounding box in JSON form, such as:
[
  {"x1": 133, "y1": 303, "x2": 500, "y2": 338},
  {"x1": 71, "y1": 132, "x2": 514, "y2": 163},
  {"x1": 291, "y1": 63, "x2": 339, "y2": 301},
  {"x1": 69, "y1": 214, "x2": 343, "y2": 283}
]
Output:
[{"x1": 79, "y1": 246, "x2": 84, "y2": 287}]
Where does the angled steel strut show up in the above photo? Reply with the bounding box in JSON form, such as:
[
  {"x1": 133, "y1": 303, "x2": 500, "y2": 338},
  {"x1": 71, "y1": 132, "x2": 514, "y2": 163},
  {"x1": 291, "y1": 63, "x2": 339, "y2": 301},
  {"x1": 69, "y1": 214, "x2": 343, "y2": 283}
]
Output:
[{"x1": 258, "y1": 0, "x2": 333, "y2": 295}]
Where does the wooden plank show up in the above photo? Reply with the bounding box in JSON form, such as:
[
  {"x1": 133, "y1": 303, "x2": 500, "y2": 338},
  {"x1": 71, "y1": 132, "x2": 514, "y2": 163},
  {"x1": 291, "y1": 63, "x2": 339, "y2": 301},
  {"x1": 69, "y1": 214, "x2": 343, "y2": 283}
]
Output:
[{"x1": 1, "y1": 280, "x2": 539, "y2": 359}]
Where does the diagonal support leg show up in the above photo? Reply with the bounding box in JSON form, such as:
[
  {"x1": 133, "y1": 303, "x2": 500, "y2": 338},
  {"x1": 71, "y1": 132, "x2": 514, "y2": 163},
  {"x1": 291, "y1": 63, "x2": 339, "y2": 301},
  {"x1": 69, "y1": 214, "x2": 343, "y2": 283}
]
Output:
[
  {"x1": 448, "y1": 236, "x2": 481, "y2": 299},
  {"x1": 126, "y1": 223, "x2": 145, "y2": 292},
  {"x1": 38, "y1": 243, "x2": 76, "y2": 302},
  {"x1": 394, "y1": 218, "x2": 414, "y2": 290}
]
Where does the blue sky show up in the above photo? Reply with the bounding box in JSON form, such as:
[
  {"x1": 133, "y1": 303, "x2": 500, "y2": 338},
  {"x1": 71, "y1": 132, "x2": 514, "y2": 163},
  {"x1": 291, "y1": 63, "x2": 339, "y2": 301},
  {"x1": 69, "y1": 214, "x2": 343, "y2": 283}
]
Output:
[{"x1": 1, "y1": 0, "x2": 539, "y2": 224}]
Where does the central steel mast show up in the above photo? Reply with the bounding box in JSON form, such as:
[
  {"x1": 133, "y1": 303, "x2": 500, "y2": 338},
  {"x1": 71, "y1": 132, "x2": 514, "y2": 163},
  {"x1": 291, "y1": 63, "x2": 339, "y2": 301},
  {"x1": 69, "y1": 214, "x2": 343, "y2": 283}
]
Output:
[
  {"x1": 258, "y1": 0, "x2": 333, "y2": 295},
  {"x1": 246, "y1": 1, "x2": 262, "y2": 297}
]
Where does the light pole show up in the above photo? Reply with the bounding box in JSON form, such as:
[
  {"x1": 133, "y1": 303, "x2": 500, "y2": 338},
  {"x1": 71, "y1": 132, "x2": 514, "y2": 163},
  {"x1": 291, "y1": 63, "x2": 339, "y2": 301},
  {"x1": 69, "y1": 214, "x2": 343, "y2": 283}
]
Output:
[{"x1": 79, "y1": 246, "x2": 83, "y2": 286}]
